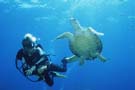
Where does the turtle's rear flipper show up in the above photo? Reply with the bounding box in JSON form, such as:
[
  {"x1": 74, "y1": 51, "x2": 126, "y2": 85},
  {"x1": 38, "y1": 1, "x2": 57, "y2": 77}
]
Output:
[
  {"x1": 79, "y1": 56, "x2": 85, "y2": 66},
  {"x1": 96, "y1": 53, "x2": 107, "y2": 62}
]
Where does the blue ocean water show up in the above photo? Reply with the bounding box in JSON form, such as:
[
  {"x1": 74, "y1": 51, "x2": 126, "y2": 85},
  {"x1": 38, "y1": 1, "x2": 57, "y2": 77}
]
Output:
[{"x1": 0, "y1": 0, "x2": 135, "y2": 90}]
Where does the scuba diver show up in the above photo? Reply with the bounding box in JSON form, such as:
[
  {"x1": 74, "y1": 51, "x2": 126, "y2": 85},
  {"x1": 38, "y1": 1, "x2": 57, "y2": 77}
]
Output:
[{"x1": 15, "y1": 33, "x2": 68, "y2": 86}]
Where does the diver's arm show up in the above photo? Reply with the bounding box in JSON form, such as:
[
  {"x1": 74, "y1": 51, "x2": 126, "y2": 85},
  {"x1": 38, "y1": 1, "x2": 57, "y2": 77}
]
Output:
[
  {"x1": 16, "y1": 49, "x2": 23, "y2": 60},
  {"x1": 35, "y1": 56, "x2": 46, "y2": 65},
  {"x1": 22, "y1": 58, "x2": 28, "y2": 69},
  {"x1": 25, "y1": 56, "x2": 47, "y2": 75},
  {"x1": 35, "y1": 47, "x2": 47, "y2": 65},
  {"x1": 16, "y1": 49, "x2": 24, "y2": 69},
  {"x1": 36, "y1": 47, "x2": 49, "y2": 73},
  {"x1": 16, "y1": 49, "x2": 27, "y2": 68},
  {"x1": 26, "y1": 48, "x2": 46, "y2": 75},
  {"x1": 26, "y1": 47, "x2": 48, "y2": 75}
]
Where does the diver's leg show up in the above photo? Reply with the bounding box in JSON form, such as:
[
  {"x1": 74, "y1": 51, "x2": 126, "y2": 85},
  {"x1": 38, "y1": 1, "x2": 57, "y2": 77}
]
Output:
[
  {"x1": 49, "y1": 63, "x2": 67, "y2": 72},
  {"x1": 43, "y1": 72, "x2": 54, "y2": 86},
  {"x1": 48, "y1": 58, "x2": 67, "y2": 72}
]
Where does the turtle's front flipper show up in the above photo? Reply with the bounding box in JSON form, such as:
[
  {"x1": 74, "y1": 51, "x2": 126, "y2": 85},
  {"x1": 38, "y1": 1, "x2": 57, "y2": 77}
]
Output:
[
  {"x1": 70, "y1": 18, "x2": 82, "y2": 32},
  {"x1": 88, "y1": 27, "x2": 104, "y2": 36},
  {"x1": 96, "y1": 53, "x2": 107, "y2": 62},
  {"x1": 54, "y1": 32, "x2": 73, "y2": 41}
]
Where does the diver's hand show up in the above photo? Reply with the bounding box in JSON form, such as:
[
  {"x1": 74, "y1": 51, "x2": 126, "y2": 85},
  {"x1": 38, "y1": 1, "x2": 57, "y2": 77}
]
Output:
[
  {"x1": 25, "y1": 66, "x2": 36, "y2": 76},
  {"x1": 25, "y1": 69, "x2": 33, "y2": 76},
  {"x1": 37, "y1": 65, "x2": 47, "y2": 74}
]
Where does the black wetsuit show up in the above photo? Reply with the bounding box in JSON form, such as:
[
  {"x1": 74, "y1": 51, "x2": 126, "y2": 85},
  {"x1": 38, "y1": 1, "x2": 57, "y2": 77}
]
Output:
[{"x1": 16, "y1": 45, "x2": 67, "y2": 86}]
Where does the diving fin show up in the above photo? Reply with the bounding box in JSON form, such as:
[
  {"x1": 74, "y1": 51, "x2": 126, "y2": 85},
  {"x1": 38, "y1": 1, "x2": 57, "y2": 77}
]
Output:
[{"x1": 52, "y1": 72, "x2": 67, "y2": 78}]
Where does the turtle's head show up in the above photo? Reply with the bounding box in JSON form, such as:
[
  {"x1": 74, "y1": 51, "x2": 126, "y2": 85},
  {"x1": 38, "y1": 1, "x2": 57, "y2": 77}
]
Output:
[{"x1": 70, "y1": 17, "x2": 82, "y2": 31}]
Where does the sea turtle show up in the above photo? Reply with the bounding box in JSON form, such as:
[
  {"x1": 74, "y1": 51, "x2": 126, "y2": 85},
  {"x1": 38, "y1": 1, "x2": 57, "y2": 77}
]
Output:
[{"x1": 55, "y1": 18, "x2": 106, "y2": 65}]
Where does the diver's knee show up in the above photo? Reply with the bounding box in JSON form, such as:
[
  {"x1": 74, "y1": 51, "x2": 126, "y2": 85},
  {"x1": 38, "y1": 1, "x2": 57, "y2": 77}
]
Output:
[{"x1": 61, "y1": 57, "x2": 68, "y2": 64}]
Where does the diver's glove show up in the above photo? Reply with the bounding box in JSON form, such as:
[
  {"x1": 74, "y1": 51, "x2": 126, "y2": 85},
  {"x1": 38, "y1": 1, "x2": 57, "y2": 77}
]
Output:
[{"x1": 25, "y1": 66, "x2": 36, "y2": 76}]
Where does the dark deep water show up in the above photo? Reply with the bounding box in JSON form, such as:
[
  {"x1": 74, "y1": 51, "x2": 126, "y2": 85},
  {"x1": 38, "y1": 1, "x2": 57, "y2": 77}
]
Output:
[{"x1": 0, "y1": 0, "x2": 135, "y2": 90}]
